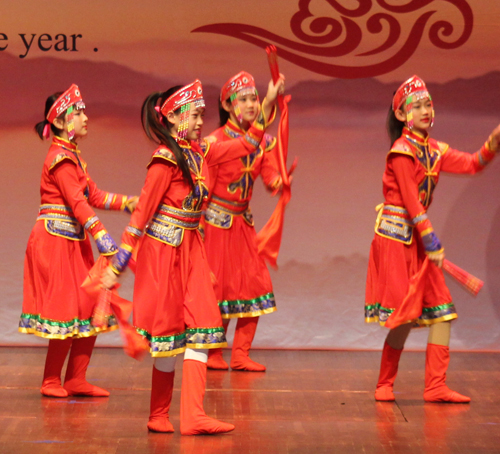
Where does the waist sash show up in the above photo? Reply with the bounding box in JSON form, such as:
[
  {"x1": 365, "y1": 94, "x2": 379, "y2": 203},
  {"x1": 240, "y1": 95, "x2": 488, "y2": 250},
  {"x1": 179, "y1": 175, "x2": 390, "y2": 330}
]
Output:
[
  {"x1": 204, "y1": 195, "x2": 253, "y2": 229},
  {"x1": 37, "y1": 204, "x2": 85, "y2": 241},
  {"x1": 374, "y1": 204, "x2": 414, "y2": 245}
]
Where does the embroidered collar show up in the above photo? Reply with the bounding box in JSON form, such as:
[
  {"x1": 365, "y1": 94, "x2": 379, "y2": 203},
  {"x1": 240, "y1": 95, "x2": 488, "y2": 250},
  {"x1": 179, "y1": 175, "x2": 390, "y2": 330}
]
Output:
[
  {"x1": 176, "y1": 137, "x2": 192, "y2": 150},
  {"x1": 52, "y1": 136, "x2": 80, "y2": 154},
  {"x1": 403, "y1": 127, "x2": 429, "y2": 147}
]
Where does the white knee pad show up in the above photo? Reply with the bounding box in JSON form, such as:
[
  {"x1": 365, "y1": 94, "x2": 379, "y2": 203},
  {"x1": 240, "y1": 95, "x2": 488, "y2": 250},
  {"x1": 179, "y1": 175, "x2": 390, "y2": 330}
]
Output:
[
  {"x1": 154, "y1": 356, "x2": 177, "y2": 372},
  {"x1": 184, "y1": 348, "x2": 208, "y2": 363}
]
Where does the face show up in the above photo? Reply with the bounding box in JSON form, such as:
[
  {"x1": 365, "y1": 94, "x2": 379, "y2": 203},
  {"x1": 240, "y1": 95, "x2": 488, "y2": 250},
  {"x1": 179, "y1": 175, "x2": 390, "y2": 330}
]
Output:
[
  {"x1": 52, "y1": 107, "x2": 88, "y2": 142},
  {"x1": 227, "y1": 90, "x2": 259, "y2": 126},
  {"x1": 168, "y1": 104, "x2": 205, "y2": 141},
  {"x1": 396, "y1": 96, "x2": 433, "y2": 133},
  {"x1": 71, "y1": 108, "x2": 89, "y2": 140}
]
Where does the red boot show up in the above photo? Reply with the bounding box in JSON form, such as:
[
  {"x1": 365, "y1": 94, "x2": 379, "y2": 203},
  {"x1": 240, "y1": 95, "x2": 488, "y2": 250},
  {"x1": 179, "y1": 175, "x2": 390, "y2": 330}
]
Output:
[
  {"x1": 180, "y1": 359, "x2": 235, "y2": 435},
  {"x1": 41, "y1": 338, "x2": 72, "y2": 397},
  {"x1": 207, "y1": 349, "x2": 229, "y2": 370},
  {"x1": 423, "y1": 343, "x2": 470, "y2": 403},
  {"x1": 230, "y1": 317, "x2": 265, "y2": 372},
  {"x1": 63, "y1": 336, "x2": 109, "y2": 397},
  {"x1": 375, "y1": 342, "x2": 403, "y2": 402},
  {"x1": 147, "y1": 366, "x2": 175, "y2": 433}
]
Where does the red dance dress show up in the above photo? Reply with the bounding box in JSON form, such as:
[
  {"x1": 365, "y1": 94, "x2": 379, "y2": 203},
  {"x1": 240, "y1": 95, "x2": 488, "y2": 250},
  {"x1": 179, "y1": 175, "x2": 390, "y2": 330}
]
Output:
[
  {"x1": 365, "y1": 127, "x2": 497, "y2": 326},
  {"x1": 113, "y1": 117, "x2": 269, "y2": 357},
  {"x1": 203, "y1": 119, "x2": 281, "y2": 319},
  {"x1": 20, "y1": 136, "x2": 131, "y2": 338}
]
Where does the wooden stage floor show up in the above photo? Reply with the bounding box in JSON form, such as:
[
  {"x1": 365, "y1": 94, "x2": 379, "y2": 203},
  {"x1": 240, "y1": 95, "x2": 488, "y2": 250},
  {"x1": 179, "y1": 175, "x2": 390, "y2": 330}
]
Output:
[{"x1": 0, "y1": 348, "x2": 499, "y2": 454}]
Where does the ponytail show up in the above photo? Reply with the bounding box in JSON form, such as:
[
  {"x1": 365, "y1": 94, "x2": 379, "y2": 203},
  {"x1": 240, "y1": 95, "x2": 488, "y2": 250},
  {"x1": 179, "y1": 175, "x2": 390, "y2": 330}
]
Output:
[
  {"x1": 386, "y1": 104, "x2": 405, "y2": 147},
  {"x1": 141, "y1": 89, "x2": 194, "y2": 189},
  {"x1": 35, "y1": 92, "x2": 64, "y2": 140}
]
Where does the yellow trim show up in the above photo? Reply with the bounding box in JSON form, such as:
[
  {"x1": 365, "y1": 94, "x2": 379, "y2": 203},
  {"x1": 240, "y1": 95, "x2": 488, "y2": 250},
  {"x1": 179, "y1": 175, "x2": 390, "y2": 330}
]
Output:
[
  {"x1": 420, "y1": 227, "x2": 433, "y2": 236},
  {"x1": 185, "y1": 342, "x2": 228, "y2": 349},
  {"x1": 264, "y1": 135, "x2": 277, "y2": 152},
  {"x1": 49, "y1": 153, "x2": 77, "y2": 171},
  {"x1": 387, "y1": 149, "x2": 414, "y2": 160},
  {"x1": 94, "y1": 229, "x2": 107, "y2": 240},
  {"x1": 414, "y1": 313, "x2": 458, "y2": 326},
  {"x1": 221, "y1": 306, "x2": 277, "y2": 319},
  {"x1": 426, "y1": 247, "x2": 445, "y2": 256},
  {"x1": 120, "y1": 243, "x2": 134, "y2": 252},
  {"x1": 18, "y1": 324, "x2": 118, "y2": 339}
]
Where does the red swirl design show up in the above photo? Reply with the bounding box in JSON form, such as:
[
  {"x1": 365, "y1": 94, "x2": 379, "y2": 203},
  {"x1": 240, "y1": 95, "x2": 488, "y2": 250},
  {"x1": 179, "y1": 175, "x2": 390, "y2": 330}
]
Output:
[{"x1": 192, "y1": 0, "x2": 473, "y2": 79}]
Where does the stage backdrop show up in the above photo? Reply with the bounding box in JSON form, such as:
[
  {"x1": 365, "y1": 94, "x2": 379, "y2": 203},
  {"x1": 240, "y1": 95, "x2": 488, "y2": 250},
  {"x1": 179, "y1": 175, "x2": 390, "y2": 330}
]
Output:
[{"x1": 2, "y1": 0, "x2": 500, "y2": 351}]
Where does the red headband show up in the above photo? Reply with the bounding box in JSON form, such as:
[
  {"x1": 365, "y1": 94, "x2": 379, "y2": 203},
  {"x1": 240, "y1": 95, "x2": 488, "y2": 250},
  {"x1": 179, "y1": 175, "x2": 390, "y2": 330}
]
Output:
[
  {"x1": 392, "y1": 75, "x2": 430, "y2": 112},
  {"x1": 160, "y1": 80, "x2": 205, "y2": 116},
  {"x1": 46, "y1": 84, "x2": 84, "y2": 124},
  {"x1": 220, "y1": 71, "x2": 256, "y2": 102}
]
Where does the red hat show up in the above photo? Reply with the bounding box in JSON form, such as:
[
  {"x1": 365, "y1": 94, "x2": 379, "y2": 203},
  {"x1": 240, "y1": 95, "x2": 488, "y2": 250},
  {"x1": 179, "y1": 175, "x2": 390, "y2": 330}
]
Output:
[
  {"x1": 46, "y1": 84, "x2": 85, "y2": 124},
  {"x1": 392, "y1": 75, "x2": 434, "y2": 129},
  {"x1": 220, "y1": 71, "x2": 256, "y2": 102},
  {"x1": 392, "y1": 75, "x2": 430, "y2": 112},
  {"x1": 160, "y1": 80, "x2": 205, "y2": 116}
]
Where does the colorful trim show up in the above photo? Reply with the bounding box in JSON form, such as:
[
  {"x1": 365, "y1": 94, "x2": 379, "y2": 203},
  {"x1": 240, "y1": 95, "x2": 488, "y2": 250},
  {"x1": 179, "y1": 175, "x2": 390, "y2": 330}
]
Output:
[
  {"x1": 364, "y1": 302, "x2": 457, "y2": 327},
  {"x1": 18, "y1": 313, "x2": 118, "y2": 339},
  {"x1": 136, "y1": 326, "x2": 227, "y2": 357},
  {"x1": 219, "y1": 292, "x2": 277, "y2": 319}
]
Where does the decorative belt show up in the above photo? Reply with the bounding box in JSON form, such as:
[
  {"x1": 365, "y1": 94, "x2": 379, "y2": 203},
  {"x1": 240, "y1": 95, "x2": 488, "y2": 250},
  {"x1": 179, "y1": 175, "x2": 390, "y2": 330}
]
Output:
[
  {"x1": 37, "y1": 204, "x2": 85, "y2": 241},
  {"x1": 204, "y1": 196, "x2": 253, "y2": 229},
  {"x1": 146, "y1": 204, "x2": 201, "y2": 247},
  {"x1": 374, "y1": 204, "x2": 414, "y2": 245}
]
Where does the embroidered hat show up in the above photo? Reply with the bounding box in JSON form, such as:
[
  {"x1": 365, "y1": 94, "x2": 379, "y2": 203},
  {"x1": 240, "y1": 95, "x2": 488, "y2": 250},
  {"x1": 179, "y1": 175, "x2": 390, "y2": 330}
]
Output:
[
  {"x1": 45, "y1": 84, "x2": 86, "y2": 140},
  {"x1": 220, "y1": 71, "x2": 258, "y2": 123},
  {"x1": 392, "y1": 75, "x2": 434, "y2": 129},
  {"x1": 160, "y1": 80, "x2": 205, "y2": 141}
]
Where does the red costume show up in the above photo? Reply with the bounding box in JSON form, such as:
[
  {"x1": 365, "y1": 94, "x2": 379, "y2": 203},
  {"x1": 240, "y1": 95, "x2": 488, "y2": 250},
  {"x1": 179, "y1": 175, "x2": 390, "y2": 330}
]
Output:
[
  {"x1": 365, "y1": 75, "x2": 498, "y2": 403},
  {"x1": 365, "y1": 129, "x2": 496, "y2": 324},
  {"x1": 109, "y1": 80, "x2": 275, "y2": 434},
  {"x1": 20, "y1": 85, "x2": 134, "y2": 398},
  {"x1": 203, "y1": 72, "x2": 281, "y2": 372}
]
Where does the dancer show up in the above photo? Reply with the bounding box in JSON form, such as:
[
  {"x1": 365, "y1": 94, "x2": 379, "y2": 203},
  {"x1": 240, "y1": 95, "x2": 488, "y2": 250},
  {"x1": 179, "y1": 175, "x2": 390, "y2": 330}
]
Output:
[
  {"x1": 20, "y1": 84, "x2": 137, "y2": 398},
  {"x1": 365, "y1": 75, "x2": 500, "y2": 403},
  {"x1": 204, "y1": 72, "x2": 281, "y2": 372},
  {"x1": 101, "y1": 76, "x2": 284, "y2": 434}
]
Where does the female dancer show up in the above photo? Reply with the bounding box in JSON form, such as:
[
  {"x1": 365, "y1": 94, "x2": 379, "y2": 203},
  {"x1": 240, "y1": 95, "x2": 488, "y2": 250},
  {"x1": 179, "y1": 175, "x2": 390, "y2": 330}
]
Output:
[
  {"x1": 20, "y1": 84, "x2": 137, "y2": 397},
  {"x1": 204, "y1": 71, "x2": 281, "y2": 372},
  {"x1": 101, "y1": 76, "x2": 284, "y2": 434},
  {"x1": 365, "y1": 75, "x2": 500, "y2": 403}
]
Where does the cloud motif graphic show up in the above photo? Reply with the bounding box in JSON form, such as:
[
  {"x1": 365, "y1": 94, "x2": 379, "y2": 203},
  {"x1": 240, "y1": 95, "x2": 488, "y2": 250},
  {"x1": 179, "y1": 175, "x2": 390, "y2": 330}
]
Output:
[{"x1": 192, "y1": 0, "x2": 473, "y2": 79}]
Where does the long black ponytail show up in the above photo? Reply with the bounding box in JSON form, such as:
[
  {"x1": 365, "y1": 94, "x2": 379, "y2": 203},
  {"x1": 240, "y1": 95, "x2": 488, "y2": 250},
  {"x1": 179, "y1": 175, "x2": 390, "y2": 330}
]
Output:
[
  {"x1": 34, "y1": 92, "x2": 65, "y2": 140},
  {"x1": 141, "y1": 88, "x2": 194, "y2": 189}
]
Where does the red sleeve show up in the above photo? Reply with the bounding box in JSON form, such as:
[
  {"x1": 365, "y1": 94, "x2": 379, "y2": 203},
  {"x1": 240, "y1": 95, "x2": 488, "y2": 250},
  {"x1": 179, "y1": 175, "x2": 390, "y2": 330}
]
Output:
[
  {"x1": 111, "y1": 160, "x2": 174, "y2": 273},
  {"x1": 86, "y1": 176, "x2": 130, "y2": 211},
  {"x1": 390, "y1": 155, "x2": 442, "y2": 253},
  {"x1": 204, "y1": 105, "x2": 276, "y2": 167},
  {"x1": 52, "y1": 161, "x2": 105, "y2": 238},
  {"x1": 441, "y1": 141, "x2": 496, "y2": 174},
  {"x1": 260, "y1": 146, "x2": 281, "y2": 191}
]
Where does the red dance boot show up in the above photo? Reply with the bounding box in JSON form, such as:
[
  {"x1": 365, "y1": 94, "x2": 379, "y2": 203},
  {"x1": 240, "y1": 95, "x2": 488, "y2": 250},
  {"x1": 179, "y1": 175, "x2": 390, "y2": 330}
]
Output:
[
  {"x1": 147, "y1": 366, "x2": 175, "y2": 433},
  {"x1": 230, "y1": 317, "x2": 265, "y2": 372},
  {"x1": 423, "y1": 343, "x2": 470, "y2": 403},
  {"x1": 180, "y1": 359, "x2": 235, "y2": 435},
  {"x1": 207, "y1": 349, "x2": 229, "y2": 370},
  {"x1": 63, "y1": 336, "x2": 109, "y2": 397},
  {"x1": 375, "y1": 342, "x2": 403, "y2": 402},
  {"x1": 41, "y1": 338, "x2": 73, "y2": 397}
]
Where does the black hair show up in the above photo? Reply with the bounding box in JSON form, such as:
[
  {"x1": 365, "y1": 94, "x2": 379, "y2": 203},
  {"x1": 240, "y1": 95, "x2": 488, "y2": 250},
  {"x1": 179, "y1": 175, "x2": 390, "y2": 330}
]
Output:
[
  {"x1": 34, "y1": 92, "x2": 65, "y2": 140},
  {"x1": 219, "y1": 98, "x2": 230, "y2": 127},
  {"x1": 141, "y1": 87, "x2": 194, "y2": 189},
  {"x1": 386, "y1": 104, "x2": 405, "y2": 147}
]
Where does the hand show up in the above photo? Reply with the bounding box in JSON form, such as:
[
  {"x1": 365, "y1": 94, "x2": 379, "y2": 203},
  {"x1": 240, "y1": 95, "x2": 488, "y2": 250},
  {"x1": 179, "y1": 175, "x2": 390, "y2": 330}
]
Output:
[
  {"x1": 265, "y1": 73, "x2": 286, "y2": 104},
  {"x1": 428, "y1": 250, "x2": 445, "y2": 268},
  {"x1": 101, "y1": 266, "x2": 119, "y2": 290},
  {"x1": 488, "y1": 124, "x2": 500, "y2": 151},
  {"x1": 125, "y1": 196, "x2": 139, "y2": 214}
]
